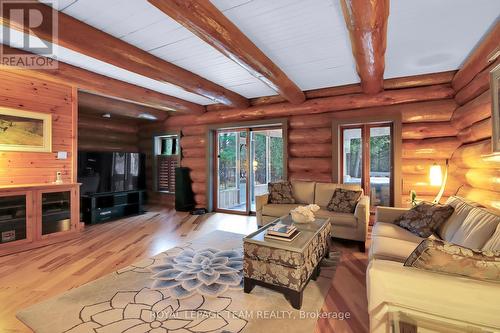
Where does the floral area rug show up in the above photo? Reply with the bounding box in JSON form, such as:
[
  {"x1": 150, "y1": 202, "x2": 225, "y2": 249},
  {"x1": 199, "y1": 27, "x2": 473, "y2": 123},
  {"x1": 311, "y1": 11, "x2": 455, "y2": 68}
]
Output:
[
  {"x1": 17, "y1": 231, "x2": 340, "y2": 333},
  {"x1": 150, "y1": 247, "x2": 244, "y2": 298}
]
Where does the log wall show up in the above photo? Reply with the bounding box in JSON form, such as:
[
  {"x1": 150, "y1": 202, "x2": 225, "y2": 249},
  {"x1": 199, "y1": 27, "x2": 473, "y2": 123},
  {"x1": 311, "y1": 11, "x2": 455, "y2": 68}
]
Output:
[
  {"x1": 140, "y1": 80, "x2": 463, "y2": 208},
  {"x1": 138, "y1": 19, "x2": 500, "y2": 211},
  {"x1": 447, "y1": 22, "x2": 500, "y2": 212},
  {"x1": 0, "y1": 71, "x2": 77, "y2": 185},
  {"x1": 180, "y1": 126, "x2": 207, "y2": 207},
  {"x1": 78, "y1": 115, "x2": 140, "y2": 153}
]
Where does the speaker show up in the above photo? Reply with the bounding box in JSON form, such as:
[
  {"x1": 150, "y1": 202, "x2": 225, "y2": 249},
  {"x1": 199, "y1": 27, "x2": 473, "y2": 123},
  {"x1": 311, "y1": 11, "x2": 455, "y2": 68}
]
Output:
[{"x1": 175, "y1": 167, "x2": 196, "y2": 211}]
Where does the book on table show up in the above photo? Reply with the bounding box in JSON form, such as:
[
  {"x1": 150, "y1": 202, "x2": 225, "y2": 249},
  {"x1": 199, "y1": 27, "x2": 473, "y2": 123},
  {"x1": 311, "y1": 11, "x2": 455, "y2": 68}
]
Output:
[
  {"x1": 265, "y1": 223, "x2": 300, "y2": 242},
  {"x1": 264, "y1": 229, "x2": 300, "y2": 242},
  {"x1": 267, "y1": 223, "x2": 296, "y2": 237}
]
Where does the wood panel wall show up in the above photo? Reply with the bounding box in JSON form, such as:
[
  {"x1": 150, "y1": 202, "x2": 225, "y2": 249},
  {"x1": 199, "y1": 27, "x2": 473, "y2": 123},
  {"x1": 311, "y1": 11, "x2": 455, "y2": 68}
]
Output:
[
  {"x1": 78, "y1": 114, "x2": 140, "y2": 153},
  {"x1": 400, "y1": 99, "x2": 459, "y2": 204},
  {"x1": 287, "y1": 98, "x2": 461, "y2": 206},
  {"x1": 0, "y1": 71, "x2": 77, "y2": 185},
  {"x1": 447, "y1": 44, "x2": 500, "y2": 212},
  {"x1": 139, "y1": 81, "x2": 462, "y2": 209}
]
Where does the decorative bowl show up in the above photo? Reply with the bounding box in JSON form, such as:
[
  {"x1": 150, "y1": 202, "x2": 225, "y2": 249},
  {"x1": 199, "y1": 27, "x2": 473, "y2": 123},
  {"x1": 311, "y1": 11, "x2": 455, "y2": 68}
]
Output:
[{"x1": 290, "y1": 204, "x2": 320, "y2": 223}]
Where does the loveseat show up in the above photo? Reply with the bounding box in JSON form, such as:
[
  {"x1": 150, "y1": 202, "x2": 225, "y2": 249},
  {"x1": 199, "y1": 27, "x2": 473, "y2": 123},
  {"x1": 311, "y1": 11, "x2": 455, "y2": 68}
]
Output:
[
  {"x1": 367, "y1": 196, "x2": 500, "y2": 332},
  {"x1": 255, "y1": 181, "x2": 370, "y2": 250}
]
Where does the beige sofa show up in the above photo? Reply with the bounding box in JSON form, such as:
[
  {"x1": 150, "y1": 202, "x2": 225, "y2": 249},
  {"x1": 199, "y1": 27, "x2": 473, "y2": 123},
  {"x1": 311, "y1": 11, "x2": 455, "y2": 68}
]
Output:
[
  {"x1": 255, "y1": 181, "x2": 370, "y2": 251},
  {"x1": 367, "y1": 196, "x2": 500, "y2": 332}
]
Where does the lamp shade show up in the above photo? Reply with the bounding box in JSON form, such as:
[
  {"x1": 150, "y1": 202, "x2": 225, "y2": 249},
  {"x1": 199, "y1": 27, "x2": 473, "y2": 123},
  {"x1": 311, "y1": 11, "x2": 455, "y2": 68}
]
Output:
[{"x1": 429, "y1": 163, "x2": 443, "y2": 186}]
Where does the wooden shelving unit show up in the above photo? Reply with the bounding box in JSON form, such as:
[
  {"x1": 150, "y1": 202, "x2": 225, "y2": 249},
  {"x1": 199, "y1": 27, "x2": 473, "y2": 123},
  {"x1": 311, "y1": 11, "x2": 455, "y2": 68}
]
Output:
[{"x1": 0, "y1": 183, "x2": 81, "y2": 256}]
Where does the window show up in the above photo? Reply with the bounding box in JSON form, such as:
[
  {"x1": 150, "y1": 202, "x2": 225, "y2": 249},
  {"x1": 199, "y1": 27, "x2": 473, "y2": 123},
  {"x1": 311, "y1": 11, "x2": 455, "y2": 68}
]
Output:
[
  {"x1": 341, "y1": 123, "x2": 393, "y2": 208},
  {"x1": 155, "y1": 135, "x2": 179, "y2": 193}
]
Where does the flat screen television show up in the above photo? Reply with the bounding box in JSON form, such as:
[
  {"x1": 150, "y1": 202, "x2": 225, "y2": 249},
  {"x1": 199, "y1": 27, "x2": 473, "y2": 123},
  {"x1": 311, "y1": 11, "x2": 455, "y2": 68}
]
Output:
[{"x1": 78, "y1": 152, "x2": 146, "y2": 195}]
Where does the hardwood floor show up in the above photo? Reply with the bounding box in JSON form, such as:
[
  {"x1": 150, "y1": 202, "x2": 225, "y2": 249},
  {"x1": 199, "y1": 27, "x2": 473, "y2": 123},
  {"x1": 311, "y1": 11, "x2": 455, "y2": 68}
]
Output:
[{"x1": 0, "y1": 207, "x2": 369, "y2": 333}]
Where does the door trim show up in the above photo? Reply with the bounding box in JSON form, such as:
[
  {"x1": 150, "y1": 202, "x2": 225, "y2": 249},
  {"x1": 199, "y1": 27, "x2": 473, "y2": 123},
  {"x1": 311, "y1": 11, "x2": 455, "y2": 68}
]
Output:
[
  {"x1": 208, "y1": 118, "x2": 288, "y2": 214},
  {"x1": 332, "y1": 115, "x2": 402, "y2": 207},
  {"x1": 339, "y1": 123, "x2": 394, "y2": 208}
]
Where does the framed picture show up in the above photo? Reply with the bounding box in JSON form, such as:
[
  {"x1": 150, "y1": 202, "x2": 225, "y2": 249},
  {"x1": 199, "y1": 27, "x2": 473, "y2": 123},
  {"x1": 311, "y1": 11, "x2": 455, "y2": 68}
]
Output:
[
  {"x1": 0, "y1": 108, "x2": 52, "y2": 152},
  {"x1": 492, "y1": 63, "x2": 500, "y2": 153}
]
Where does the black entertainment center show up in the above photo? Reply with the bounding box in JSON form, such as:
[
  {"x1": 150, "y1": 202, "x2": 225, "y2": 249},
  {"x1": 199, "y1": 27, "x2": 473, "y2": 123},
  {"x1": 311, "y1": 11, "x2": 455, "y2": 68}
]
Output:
[
  {"x1": 81, "y1": 190, "x2": 145, "y2": 224},
  {"x1": 78, "y1": 152, "x2": 146, "y2": 224}
]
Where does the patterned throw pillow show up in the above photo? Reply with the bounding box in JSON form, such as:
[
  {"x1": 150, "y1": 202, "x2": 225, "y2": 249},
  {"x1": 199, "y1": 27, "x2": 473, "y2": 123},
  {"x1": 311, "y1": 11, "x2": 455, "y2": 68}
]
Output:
[
  {"x1": 405, "y1": 239, "x2": 500, "y2": 282},
  {"x1": 394, "y1": 202, "x2": 454, "y2": 238},
  {"x1": 326, "y1": 188, "x2": 362, "y2": 213},
  {"x1": 268, "y1": 181, "x2": 295, "y2": 204}
]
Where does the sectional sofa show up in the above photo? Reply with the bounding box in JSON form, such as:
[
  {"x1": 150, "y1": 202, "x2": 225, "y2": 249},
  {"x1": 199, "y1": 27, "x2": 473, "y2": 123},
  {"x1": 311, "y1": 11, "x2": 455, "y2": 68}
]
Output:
[{"x1": 368, "y1": 196, "x2": 500, "y2": 332}]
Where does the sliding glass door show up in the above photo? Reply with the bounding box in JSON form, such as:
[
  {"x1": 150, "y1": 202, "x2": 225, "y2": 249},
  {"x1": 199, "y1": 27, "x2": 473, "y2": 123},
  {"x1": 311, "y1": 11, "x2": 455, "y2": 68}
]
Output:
[
  {"x1": 342, "y1": 123, "x2": 393, "y2": 208},
  {"x1": 216, "y1": 130, "x2": 248, "y2": 212},
  {"x1": 250, "y1": 129, "x2": 284, "y2": 211},
  {"x1": 215, "y1": 126, "x2": 284, "y2": 214}
]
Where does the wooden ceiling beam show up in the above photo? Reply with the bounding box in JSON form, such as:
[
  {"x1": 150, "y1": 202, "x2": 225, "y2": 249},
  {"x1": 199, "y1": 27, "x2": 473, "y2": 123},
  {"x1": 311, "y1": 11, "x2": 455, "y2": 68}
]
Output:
[
  {"x1": 0, "y1": 2, "x2": 249, "y2": 108},
  {"x1": 0, "y1": 45, "x2": 205, "y2": 114},
  {"x1": 340, "y1": 0, "x2": 390, "y2": 94},
  {"x1": 148, "y1": 0, "x2": 305, "y2": 104},
  {"x1": 78, "y1": 92, "x2": 169, "y2": 121}
]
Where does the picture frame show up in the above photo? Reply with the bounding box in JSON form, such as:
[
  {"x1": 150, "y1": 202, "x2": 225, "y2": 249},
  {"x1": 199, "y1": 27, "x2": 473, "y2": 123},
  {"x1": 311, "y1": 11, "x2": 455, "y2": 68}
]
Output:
[
  {"x1": 0, "y1": 108, "x2": 52, "y2": 152},
  {"x1": 492, "y1": 63, "x2": 500, "y2": 153}
]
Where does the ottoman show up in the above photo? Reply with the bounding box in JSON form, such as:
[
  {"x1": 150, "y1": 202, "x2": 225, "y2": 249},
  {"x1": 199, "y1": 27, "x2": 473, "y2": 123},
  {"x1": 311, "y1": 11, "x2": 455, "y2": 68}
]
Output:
[{"x1": 243, "y1": 215, "x2": 331, "y2": 309}]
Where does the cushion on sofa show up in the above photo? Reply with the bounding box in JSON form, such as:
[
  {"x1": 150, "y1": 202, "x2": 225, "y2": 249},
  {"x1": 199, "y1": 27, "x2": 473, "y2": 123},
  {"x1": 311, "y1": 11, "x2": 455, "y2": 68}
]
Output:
[
  {"x1": 291, "y1": 181, "x2": 315, "y2": 204},
  {"x1": 483, "y1": 223, "x2": 500, "y2": 252},
  {"x1": 326, "y1": 188, "x2": 362, "y2": 213},
  {"x1": 369, "y1": 236, "x2": 421, "y2": 262},
  {"x1": 437, "y1": 196, "x2": 479, "y2": 242},
  {"x1": 314, "y1": 209, "x2": 357, "y2": 227},
  {"x1": 393, "y1": 202, "x2": 454, "y2": 238},
  {"x1": 268, "y1": 181, "x2": 295, "y2": 204},
  {"x1": 262, "y1": 204, "x2": 300, "y2": 217},
  {"x1": 372, "y1": 222, "x2": 424, "y2": 243},
  {"x1": 450, "y1": 207, "x2": 500, "y2": 250},
  {"x1": 405, "y1": 239, "x2": 500, "y2": 282},
  {"x1": 314, "y1": 182, "x2": 362, "y2": 207}
]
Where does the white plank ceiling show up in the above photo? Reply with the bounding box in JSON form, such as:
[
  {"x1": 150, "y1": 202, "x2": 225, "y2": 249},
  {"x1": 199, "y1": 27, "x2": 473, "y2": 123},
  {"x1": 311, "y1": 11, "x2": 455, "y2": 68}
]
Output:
[{"x1": 4, "y1": 0, "x2": 500, "y2": 106}]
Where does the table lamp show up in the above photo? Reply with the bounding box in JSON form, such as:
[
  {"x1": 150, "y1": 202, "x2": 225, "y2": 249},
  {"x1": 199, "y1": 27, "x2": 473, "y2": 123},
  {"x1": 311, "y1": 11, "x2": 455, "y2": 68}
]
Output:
[{"x1": 430, "y1": 159, "x2": 448, "y2": 204}]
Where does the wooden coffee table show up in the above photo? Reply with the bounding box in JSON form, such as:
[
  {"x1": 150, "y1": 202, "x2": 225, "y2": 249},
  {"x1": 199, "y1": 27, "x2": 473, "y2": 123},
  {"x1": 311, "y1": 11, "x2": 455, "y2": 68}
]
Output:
[{"x1": 243, "y1": 215, "x2": 331, "y2": 309}]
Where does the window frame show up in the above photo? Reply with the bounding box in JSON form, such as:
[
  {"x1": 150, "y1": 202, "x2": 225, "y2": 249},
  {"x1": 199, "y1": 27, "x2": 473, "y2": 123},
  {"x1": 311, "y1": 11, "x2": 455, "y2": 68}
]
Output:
[
  {"x1": 332, "y1": 115, "x2": 402, "y2": 208},
  {"x1": 340, "y1": 123, "x2": 394, "y2": 208}
]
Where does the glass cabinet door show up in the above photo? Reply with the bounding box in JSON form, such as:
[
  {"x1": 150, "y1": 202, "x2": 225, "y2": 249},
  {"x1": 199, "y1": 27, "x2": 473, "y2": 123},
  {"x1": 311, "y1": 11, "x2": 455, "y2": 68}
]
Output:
[
  {"x1": 41, "y1": 191, "x2": 72, "y2": 235},
  {"x1": 0, "y1": 195, "x2": 28, "y2": 244}
]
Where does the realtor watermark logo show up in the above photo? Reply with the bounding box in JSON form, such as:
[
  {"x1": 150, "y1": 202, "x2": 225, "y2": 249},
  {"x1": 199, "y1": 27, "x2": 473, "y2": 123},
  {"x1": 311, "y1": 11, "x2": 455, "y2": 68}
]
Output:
[{"x1": 0, "y1": 0, "x2": 58, "y2": 69}]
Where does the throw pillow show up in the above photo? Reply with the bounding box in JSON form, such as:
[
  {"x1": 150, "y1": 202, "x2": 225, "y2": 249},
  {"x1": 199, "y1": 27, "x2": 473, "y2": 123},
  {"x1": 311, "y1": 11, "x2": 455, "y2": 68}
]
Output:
[
  {"x1": 394, "y1": 202, "x2": 454, "y2": 238},
  {"x1": 268, "y1": 181, "x2": 295, "y2": 204},
  {"x1": 326, "y1": 188, "x2": 362, "y2": 213},
  {"x1": 405, "y1": 239, "x2": 500, "y2": 282}
]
